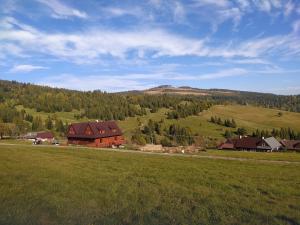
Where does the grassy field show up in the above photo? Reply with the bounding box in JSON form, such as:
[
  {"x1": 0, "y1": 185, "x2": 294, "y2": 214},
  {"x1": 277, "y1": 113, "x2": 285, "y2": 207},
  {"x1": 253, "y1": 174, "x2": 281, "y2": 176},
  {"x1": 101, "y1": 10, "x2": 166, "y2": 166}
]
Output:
[
  {"x1": 118, "y1": 105, "x2": 300, "y2": 141},
  {"x1": 0, "y1": 144, "x2": 299, "y2": 225},
  {"x1": 204, "y1": 149, "x2": 300, "y2": 162}
]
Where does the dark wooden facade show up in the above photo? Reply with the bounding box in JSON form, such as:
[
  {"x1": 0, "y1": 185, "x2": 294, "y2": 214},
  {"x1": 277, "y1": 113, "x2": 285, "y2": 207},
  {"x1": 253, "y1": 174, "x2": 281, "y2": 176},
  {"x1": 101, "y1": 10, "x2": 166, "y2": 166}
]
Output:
[{"x1": 67, "y1": 121, "x2": 125, "y2": 148}]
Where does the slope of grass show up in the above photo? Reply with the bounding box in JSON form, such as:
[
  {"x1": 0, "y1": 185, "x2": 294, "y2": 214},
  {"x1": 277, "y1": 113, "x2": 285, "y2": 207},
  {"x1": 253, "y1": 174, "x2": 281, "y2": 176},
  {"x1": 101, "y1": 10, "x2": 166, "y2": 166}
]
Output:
[
  {"x1": 118, "y1": 105, "x2": 300, "y2": 141},
  {"x1": 0, "y1": 145, "x2": 299, "y2": 225},
  {"x1": 16, "y1": 104, "x2": 300, "y2": 141},
  {"x1": 204, "y1": 105, "x2": 300, "y2": 133},
  {"x1": 15, "y1": 105, "x2": 81, "y2": 123}
]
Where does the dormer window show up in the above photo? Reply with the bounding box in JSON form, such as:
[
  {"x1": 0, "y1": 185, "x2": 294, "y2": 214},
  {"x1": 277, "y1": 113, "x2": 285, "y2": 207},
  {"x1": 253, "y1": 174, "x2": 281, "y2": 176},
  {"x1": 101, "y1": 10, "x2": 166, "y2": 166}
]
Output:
[
  {"x1": 85, "y1": 126, "x2": 93, "y2": 135},
  {"x1": 69, "y1": 127, "x2": 75, "y2": 135}
]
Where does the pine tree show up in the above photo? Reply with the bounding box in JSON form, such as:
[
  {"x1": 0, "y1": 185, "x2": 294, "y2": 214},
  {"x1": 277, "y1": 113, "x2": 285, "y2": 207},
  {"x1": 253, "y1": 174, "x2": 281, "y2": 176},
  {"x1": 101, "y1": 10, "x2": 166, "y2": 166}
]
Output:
[{"x1": 45, "y1": 116, "x2": 53, "y2": 130}]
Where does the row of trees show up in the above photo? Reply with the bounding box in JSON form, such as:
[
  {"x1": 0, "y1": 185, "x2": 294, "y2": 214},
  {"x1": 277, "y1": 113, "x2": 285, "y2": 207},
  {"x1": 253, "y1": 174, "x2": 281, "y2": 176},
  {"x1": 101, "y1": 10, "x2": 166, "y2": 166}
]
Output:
[
  {"x1": 251, "y1": 128, "x2": 300, "y2": 140},
  {"x1": 131, "y1": 119, "x2": 195, "y2": 146},
  {"x1": 223, "y1": 127, "x2": 300, "y2": 140},
  {"x1": 210, "y1": 91, "x2": 300, "y2": 112},
  {"x1": 167, "y1": 101, "x2": 212, "y2": 119},
  {"x1": 224, "y1": 127, "x2": 247, "y2": 138},
  {"x1": 210, "y1": 116, "x2": 237, "y2": 128}
]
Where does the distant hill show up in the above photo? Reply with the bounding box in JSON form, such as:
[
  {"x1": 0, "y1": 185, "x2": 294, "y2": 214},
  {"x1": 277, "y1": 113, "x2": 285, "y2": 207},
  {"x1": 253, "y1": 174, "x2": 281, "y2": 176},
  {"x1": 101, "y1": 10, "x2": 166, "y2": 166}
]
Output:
[{"x1": 142, "y1": 85, "x2": 236, "y2": 96}]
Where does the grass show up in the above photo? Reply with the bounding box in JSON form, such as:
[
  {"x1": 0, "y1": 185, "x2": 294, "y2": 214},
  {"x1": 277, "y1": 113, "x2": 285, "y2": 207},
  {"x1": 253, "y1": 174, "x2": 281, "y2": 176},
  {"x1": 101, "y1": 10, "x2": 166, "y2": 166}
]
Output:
[
  {"x1": 16, "y1": 104, "x2": 300, "y2": 141},
  {"x1": 0, "y1": 144, "x2": 299, "y2": 225},
  {"x1": 203, "y1": 149, "x2": 300, "y2": 162},
  {"x1": 16, "y1": 105, "x2": 81, "y2": 123},
  {"x1": 118, "y1": 104, "x2": 300, "y2": 141},
  {"x1": 203, "y1": 105, "x2": 300, "y2": 133}
]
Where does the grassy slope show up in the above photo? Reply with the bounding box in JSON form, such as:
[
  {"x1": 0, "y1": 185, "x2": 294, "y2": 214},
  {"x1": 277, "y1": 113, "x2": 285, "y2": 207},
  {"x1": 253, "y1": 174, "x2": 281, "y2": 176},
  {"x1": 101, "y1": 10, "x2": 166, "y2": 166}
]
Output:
[
  {"x1": 16, "y1": 105, "x2": 81, "y2": 123},
  {"x1": 0, "y1": 145, "x2": 299, "y2": 225},
  {"x1": 118, "y1": 105, "x2": 300, "y2": 141},
  {"x1": 17, "y1": 104, "x2": 300, "y2": 141}
]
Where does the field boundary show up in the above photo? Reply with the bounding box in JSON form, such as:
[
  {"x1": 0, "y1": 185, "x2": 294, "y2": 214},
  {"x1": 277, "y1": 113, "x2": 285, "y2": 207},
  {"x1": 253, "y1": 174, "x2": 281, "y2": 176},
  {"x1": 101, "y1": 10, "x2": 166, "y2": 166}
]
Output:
[{"x1": 1, "y1": 143, "x2": 299, "y2": 165}]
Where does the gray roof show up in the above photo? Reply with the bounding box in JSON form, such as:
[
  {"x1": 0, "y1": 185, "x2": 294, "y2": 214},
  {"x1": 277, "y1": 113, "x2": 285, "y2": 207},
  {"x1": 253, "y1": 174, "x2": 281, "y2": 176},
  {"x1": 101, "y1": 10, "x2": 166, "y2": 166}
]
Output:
[{"x1": 264, "y1": 137, "x2": 282, "y2": 150}]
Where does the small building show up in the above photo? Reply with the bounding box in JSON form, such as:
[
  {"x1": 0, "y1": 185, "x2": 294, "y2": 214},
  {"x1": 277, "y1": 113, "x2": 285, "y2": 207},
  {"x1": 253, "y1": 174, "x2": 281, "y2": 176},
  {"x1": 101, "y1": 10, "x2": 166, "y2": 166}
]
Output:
[
  {"x1": 36, "y1": 132, "x2": 54, "y2": 142},
  {"x1": 280, "y1": 140, "x2": 300, "y2": 151},
  {"x1": 218, "y1": 136, "x2": 282, "y2": 151},
  {"x1": 23, "y1": 131, "x2": 54, "y2": 142},
  {"x1": 257, "y1": 137, "x2": 282, "y2": 152},
  {"x1": 67, "y1": 121, "x2": 125, "y2": 148},
  {"x1": 218, "y1": 139, "x2": 236, "y2": 150}
]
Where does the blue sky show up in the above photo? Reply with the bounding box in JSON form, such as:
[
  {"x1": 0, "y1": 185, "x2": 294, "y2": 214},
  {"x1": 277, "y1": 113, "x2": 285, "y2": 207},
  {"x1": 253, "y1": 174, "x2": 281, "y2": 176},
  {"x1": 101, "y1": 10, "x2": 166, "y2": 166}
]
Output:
[{"x1": 0, "y1": 0, "x2": 299, "y2": 94}]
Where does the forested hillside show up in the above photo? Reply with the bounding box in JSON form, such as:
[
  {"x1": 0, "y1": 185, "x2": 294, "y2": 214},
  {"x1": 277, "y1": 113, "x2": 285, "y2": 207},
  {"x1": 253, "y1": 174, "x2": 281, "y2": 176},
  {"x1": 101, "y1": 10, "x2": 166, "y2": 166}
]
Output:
[{"x1": 0, "y1": 80, "x2": 300, "y2": 145}]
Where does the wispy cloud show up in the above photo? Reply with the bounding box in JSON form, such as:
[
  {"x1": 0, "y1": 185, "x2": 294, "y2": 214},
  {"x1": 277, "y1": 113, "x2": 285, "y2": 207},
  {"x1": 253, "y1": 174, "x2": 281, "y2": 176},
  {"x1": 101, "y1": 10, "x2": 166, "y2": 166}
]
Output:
[
  {"x1": 39, "y1": 74, "x2": 152, "y2": 92},
  {"x1": 9, "y1": 64, "x2": 48, "y2": 73},
  {"x1": 102, "y1": 7, "x2": 143, "y2": 18},
  {"x1": 38, "y1": 67, "x2": 248, "y2": 92},
  {"x1": 0, "y1": 17, "x2": 299, "y2": 64},
  {"x1": 36, "y1": 0, "x2": 87, "y2": 19}
]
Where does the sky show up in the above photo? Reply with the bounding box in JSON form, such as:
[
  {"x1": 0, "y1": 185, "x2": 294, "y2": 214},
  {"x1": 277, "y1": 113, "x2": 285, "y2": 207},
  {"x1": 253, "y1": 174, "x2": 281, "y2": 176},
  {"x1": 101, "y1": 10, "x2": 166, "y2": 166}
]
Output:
[{"x1": 0, "y1": 0, "x2": 299, "y2": 94}]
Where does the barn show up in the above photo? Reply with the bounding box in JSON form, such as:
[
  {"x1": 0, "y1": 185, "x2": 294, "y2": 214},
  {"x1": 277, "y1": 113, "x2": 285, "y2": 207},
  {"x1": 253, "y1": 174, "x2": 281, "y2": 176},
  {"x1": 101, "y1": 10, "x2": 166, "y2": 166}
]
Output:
[{"x1": 67, "y1": 121, "x2": 125, "y2": 148}]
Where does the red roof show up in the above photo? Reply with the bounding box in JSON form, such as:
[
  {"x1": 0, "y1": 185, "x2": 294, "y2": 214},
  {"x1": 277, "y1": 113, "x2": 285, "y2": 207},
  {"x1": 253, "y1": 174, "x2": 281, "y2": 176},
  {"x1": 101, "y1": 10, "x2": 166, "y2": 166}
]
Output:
[
  {"x1": 234, "y1": 137, "x2": 262, "y2": 149},
  {"x1": 67, "y1": 121, "x2": 122, "y2": 139},
  {"x1": 218, "y1": 142, "x2": 234, "y2": 149},
  {"x1": 36, "y1": 132, "x2": 54, "y2": 139},
  {"x1": 280, "y1": 140, "x2": 300, "y2": 149}
]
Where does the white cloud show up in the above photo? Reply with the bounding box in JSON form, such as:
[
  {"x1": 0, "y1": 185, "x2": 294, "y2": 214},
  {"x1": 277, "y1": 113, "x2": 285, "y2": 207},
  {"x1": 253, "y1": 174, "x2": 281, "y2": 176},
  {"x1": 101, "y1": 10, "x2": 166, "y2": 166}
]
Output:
[
  {"x1": 9, "y1": 64, "x2": 48, "y2": 73},
  {"x1": 284, "y1": 1, "x2": 295, "y2": 17},
  {"x1": 173, "y1": 1, "x2": 186, "y2": 23},
  {"x1": 0, "y1": 17, "x2": 299, "y2": 64},
  {"x1": 292, "y1": 20, "x2": 300, "y2": 33},
  {"x1": 193, "y1": 0, "x2": 229, "y2": 8},
  {"x1": 36, "y1": 0, "x2": 87, "y2": 19},
  {"x1": 39, "y1": 74, "x2": 152, "y2": 92},
  {"x1": 102, "y1": 7, "x2": 143, "y2": 18},
  {"x1": 229, "y1": 58, "x2": 272, "y2": 65}
]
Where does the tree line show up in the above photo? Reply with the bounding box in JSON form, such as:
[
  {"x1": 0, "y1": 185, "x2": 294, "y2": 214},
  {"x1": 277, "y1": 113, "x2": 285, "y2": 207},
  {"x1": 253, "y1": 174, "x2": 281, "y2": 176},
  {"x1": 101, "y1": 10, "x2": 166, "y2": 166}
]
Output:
[
  {"x1": 167, "y1": 101, "x2": 212, "y2": 119},
  {"x1": 131, "y1": 119, "x2": 194, "y2": 146},
  {"x1": 251, "y1": 128, "x2": 300, "y2": 140},
  {"x1": 210, "y1": 116, "x2": 237, "y2": 128}
]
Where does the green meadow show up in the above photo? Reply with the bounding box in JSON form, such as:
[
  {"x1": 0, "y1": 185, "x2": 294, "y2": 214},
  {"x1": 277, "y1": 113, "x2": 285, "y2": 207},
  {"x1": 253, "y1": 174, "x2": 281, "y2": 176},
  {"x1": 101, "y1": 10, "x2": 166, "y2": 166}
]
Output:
[
  {"x1": 0, "y1": 144, "x2": 299, "y2": 225},
  {"x1": 17, "y1": 104, "x2": 300, "y2": 141},
  {"x1": 118, "y1": 104, "x2": 300, "y2": 141}
]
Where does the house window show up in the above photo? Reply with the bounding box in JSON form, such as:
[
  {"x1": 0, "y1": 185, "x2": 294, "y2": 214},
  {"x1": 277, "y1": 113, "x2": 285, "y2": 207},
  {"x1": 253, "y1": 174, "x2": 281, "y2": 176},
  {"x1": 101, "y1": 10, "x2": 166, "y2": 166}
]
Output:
[
  {"x1": 85, "y1": 126, "x2": 92, "y2": 135},
  {"x1": 112, "y1": 129, "x2": 116, "y2": 133},
  {"x1": 69, "y1": 127, "x2": 75, "y2": 135},
  {"x1": 99, "y1": 130, "x2": 105, "y2": 134}
]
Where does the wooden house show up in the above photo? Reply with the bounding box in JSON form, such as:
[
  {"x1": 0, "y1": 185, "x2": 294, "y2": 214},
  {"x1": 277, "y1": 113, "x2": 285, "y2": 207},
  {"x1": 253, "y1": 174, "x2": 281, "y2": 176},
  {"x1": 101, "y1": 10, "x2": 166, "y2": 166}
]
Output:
[
  {"x1": 280, "y1": 140, "x2": 300, "y2": 151},
  {"x1": 67, "y1": 121, "x2": 125, "y2": 148},
  {"x1": 218, "y1": 136, "x2": 282, "y2": 151},
  {"x1": 23, "y1": 131, "x2": 54, "y2": 142}
]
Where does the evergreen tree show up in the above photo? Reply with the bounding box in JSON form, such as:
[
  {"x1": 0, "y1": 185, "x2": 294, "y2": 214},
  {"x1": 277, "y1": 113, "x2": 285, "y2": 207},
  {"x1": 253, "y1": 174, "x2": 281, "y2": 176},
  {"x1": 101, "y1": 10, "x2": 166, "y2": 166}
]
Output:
[
  {"x1": 32, "y1": 116, "x2": 44, "y2": 131},
  {"x1": 45, "y1": 116, "x2": 53, "y2": 130},
  {"x1": 224, "y1": 130, "x2": 232, "y2": 138}
]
